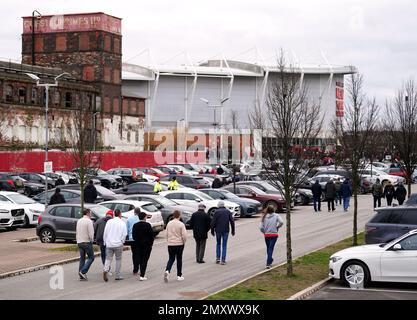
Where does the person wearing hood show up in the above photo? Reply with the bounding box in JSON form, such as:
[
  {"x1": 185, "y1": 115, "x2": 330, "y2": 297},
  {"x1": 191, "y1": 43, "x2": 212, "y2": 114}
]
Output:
[
  {"x1": 340, "y1": 179, "x2": 352, "y2": 212},
  {"x1": 84, "y1": 180, "x2": 98, "y2": 204},
  {"x1": 259, "y1": 205, "x2": 284, "y2": 269},
  {"x1": 325, "y1": 179, "x2": 336, "y2": 212},
  {"x1": 383, "y1": 181, "x2": 395, "y2": 206},
  {"x1": 49, "y1": 187, "x2": 66, "y2": 205},
  {"x1": 394, "y1": 182, "x2": 407, "y2": 205}
]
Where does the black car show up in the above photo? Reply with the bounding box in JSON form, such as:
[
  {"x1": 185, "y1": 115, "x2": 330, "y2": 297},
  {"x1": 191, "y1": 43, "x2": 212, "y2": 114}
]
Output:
[
  {"x1": 114, "y1": 182, "x2": 168, "y2": 195},
  {"x1": 159, "y1": 175, "x2": 210, "y2": 189},
  {"x1": 60, "y1": 184, "x2": 124, "y2": 201},
  {"x1": 10, "y1": 175, "x2": 45, "y2": 197},
  {"x1": 365, "y1": 206, "x2": 417, "y2": 244},
  {"x1": 16, "y1": 173, "x2": 56, "y2": 189}
]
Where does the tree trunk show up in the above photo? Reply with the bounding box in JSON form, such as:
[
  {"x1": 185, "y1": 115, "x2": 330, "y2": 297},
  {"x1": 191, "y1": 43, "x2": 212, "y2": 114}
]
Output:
[
  {"x1": 353, "y1": 187, "x2": 358, "y2": 246},
  {"x1": 408, "y1": 176, "x2": 412, "y2": 199},
  {"x1": 285, "y1": 196, "x2": 293, "y2": 277}
]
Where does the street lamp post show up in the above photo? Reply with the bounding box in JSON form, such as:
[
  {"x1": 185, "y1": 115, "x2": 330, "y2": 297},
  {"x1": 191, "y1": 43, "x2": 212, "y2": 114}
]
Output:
[
  {"x1": 31, "y1": 10, "x2": 42, "y2": 66},
  {"x1": 200, "y1": 97, "x2": 229, "y2": 162},
  {"x1": 25, "y1": 72, "x2": 70, "y2": 205}
]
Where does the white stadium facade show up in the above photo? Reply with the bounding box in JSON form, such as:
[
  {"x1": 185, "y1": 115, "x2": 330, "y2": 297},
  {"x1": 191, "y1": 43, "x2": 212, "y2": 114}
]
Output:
[{"x1": 121, "y1": 58, "x2": 357, "y2": 162}]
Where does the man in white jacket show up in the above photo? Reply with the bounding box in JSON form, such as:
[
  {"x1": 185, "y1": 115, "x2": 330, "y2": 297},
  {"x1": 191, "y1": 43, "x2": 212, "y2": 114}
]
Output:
[{"x1": 103, "y1": 209, "x2": 127, "y2": 281}]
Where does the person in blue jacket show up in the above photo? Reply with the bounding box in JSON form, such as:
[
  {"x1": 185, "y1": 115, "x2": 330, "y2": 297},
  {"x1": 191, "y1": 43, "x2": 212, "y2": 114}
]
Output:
[{"x1": 340, "y1": 179, "x2": 352, "y2": 212}]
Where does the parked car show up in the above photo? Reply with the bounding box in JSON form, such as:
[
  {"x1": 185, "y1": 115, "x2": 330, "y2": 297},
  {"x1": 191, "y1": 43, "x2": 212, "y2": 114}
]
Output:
[
  {"x1": 33, "y1": 188, "x2": 103, "y2": 204},
  {"x1": 9, "y1": 175, "x2": 45, "y2": 197},
  {"x1": 16, "y1": 173, "x2": 56, "y2": 189},
  {"x1": 55, "y1": 171, "x2": 79, "y2": 184},
  {"x1": 60, "y1": 184, "x2": 125, "y2": 201},
  {"x1": 159, "y1": 189, "x2": 241, "y2": 218},
  {"x1": 199, "y1": 188, "x2": 263, "y2": 217},
  {"x1": 358, "y1": 168, "x2": 405, "y2": 186},
  {"x1": 0, "y1": 172, "x2": 18, "y2": 191},
  {"x1": 222, "y1": 184, "x2": 285, "y2": 212},
  {"x1": 365, "y1": 206, "x2": 417, "y2": 244},
  {"x1": 0, "y1": 201, "x2": 25, "y2": 230},
  {"x1": 159, "y1": 175, "x2": 210, "y2": 189},
  {"x1": 137, "y1": 167, "x2": 168, "y2": 178},
  {"x1": 382, "y1": 167, "x2": 407, "y2": 179},
  {"x1": 0, "y1": 191, "x2": 44, "y2": 227},
  {"x1": 99, "y1": 200, "x2": 164, "y2": 236},
  {"x1": 107, "y1": 168, "x2": 138, "y2": 185},
  {"x1": 329, "y1": 229, "x2": 417, "y2": 287},
  {"x1": 114, "y1": 182, "x2": 168, "y2": 195},
  {"x1": 123, "y1": 194, "x2": 195, "y2": 227},
  {"x1": 36, "y1": 203, "x2": 112, "y2": 243},
  {"x1": 165, "y1": 164, "x2": 199, "y2": 176},
  {"x1": 72, "y1": 168, "x2": 123, "y2": 189}
]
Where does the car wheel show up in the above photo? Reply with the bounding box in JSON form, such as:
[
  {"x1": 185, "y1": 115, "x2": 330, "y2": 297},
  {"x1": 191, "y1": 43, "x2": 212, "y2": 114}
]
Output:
[
  {"x1": 341, "y1": 260, "x2": 370, "y2": 287},
  {"x1": 265, "y1": 201, "x2": 278, "y2": 212},
  {"x1": 40, "y1": 227, "x2": 56, "y2": 243},
  {"x1": 23, "y1": 215, "x2": 30, "y2": 228},
  {"x1": 208, "y1": 208, "x2": 217, "y2": 217}
]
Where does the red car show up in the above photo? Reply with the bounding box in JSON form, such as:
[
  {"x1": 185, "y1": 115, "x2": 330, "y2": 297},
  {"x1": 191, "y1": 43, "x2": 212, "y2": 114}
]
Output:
[
  {"x1": 222, "y1": 184, "x2": 285, "y2": 212},
  {"x1": 385, "y1": 168, "x2": 407, "y2": 178}
]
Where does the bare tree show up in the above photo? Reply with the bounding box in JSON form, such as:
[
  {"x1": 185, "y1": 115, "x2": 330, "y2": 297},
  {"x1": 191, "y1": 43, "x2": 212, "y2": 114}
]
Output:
[
  {"x1": 332, "y1": 73, "x2": 379, "y2": 246},
  {"x1": 68, "y1": 93, "x2": 99, "y2": 211},
  {"x1": 385, "y1": 79, "x2": 417, "y2": 198},
  {"x1": 249, "y1": 51, "x2": 323, "y2": 276}
]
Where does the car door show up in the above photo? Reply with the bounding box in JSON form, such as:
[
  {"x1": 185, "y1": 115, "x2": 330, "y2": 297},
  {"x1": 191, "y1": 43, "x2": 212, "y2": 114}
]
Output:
[
  {"x1": 52, "y1": 206, "x2": 75, "y2": 239},
  {"x1": 396, "y1": 210, "x2": 417, "y2": 237},
  {"x1": 380, "y1": 234, "x2": 417, "y2": 283}
]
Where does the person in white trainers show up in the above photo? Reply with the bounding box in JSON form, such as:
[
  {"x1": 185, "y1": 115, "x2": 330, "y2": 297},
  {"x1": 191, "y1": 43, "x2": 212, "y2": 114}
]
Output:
[
  {"x1": 103, "y1": 209, "x2": 127, "y2": 282},
  {"x1": 164, "y1": 210, "x2": 187, "y2": 282}
]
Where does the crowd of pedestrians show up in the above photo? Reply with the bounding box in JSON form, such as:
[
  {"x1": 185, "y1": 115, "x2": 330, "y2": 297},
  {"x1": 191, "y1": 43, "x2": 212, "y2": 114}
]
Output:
[{"x1": 372, "y1": 179, "x2": 407, "y2": 208}]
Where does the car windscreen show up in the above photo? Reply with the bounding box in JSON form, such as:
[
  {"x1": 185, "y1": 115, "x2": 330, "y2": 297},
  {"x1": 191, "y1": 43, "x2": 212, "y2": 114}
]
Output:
[
  {"x1": 220, "y1": 190, "x2": 240, "y2": 199},
  {"x1": 155, "y1": 196, "x2": 177, "y2": 207},
  {"x1": 95, "y1": 185, "x2": 116, "y2": 196},
  {"x1": 7, "y1": 193, "x2": 36, "y2": 204},
  {"x1": 142, "y1": 204, "x2": 159, "y2": 212},
  {"x1": 194, "y1": 191, "x2": 213, "y2": 200}
]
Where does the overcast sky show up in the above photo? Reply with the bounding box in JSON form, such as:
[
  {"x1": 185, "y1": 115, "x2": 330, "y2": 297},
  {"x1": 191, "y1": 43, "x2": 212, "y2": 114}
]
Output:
[{"x1": 1, "y1": 0, "x2": 416, "y2": 103}]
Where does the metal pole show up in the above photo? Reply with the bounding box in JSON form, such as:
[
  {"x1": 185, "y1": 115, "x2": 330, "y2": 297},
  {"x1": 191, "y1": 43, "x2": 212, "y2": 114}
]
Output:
[{"x1": 45, "y1": 86, "x2": 49, "y2": 205}]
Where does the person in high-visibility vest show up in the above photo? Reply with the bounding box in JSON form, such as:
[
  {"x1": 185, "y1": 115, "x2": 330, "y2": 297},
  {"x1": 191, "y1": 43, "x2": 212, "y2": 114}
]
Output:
[
  {"x1": 168, "y1": 176, "x2": 179, "y2": 190},
  {"x1": 154, "y1": 179, "x2": 162, "y2": 193}
]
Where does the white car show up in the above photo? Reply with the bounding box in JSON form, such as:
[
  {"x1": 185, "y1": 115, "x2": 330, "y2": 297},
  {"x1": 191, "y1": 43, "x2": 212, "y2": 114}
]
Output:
[
  {"x1": 329, "y1": 230, "x2": 417, "y2": 287},
  {"x1": 364, "y1": 162, "x2": 390, "y2": 170},
  {"x1": 0, "y1": 191, "x2": 44, "y2": 226},
  {"x1": 99, "y1": 200, "x2": 164, "y2": 235},
  {"x1": 0, "y1": 201, "x2": 25, "y2": 230},
  {"x1": 358, "y1": 168, "x2": 405, "y2": 186},
  {"x1": 165, "y1": 165, "x2": 199, "y2": 176},
  {"x1": 160, "y1": 189, "x2": 241, "y2": 218}
]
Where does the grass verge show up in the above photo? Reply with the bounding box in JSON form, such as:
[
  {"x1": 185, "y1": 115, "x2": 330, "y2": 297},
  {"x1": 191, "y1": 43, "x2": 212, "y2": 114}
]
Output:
[
  {"x1": 207, "y1": 232, "x2": 365, "y2": 300},
  {"x1": 49, "y1": 244, "x2": 100, "y2": 252}
]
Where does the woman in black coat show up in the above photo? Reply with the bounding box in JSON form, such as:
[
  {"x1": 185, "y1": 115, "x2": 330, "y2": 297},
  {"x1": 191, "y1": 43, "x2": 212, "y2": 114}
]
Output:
[{"x1": 394, "y1": 183, "x2": 407, "y2": 205}]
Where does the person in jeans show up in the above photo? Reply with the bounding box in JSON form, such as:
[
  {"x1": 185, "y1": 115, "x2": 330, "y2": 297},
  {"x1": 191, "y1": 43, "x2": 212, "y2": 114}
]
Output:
[
  {"x1": 164, "y1": 210, "x2": 187, "y2": 282},
  {"x1": 325, "y1": 179, "x2": 336, "y2": 212},
  {"x1": 340, "y1": 179, "x2": 352, "y2": 212},
  {"x1": 211, "y1": 200, "x2": 235, "y2": 265},
  {"x1": 94, "y1": 210, "x2": 114, "y2": 265},
  {"x1": 132, "y1": 210, "x2": 155, "y2": 281},
  {"x1": 126, "y1": 208, "x2": 140, "y2": 275},
  {"x1": 312, "y1": 180, "x2": 322, "y2": 212},
  {"x1": 103, "y1": 209, "x2": 127, "y2": 281},
  {"x1": 76, "y1": 208, "x2": 95, "y2": 280},
  {"x1": 259, "y1": 205, "x2": 284, "y2": 269},
  {"x1": 188, "y1": 203, "x2": 211, "y2": 263}
]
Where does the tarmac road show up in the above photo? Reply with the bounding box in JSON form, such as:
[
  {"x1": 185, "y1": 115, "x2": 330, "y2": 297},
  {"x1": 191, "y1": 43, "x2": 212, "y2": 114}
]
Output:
[{"x1": 0, "y1": 191, "x2": 401, "y2": 300}]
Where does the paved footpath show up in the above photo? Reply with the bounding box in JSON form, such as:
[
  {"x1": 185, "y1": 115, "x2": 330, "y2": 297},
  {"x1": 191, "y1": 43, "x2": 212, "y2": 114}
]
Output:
[{"x1": 0, "y1": 189, "x2": 410, "y2": 300}]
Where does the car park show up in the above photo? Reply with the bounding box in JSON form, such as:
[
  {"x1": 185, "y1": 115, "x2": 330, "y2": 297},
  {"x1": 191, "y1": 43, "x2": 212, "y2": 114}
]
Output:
[
  {"x1": 159, "y1": 174, "x2": 210, "y2": 189},
  {"x1": 60, "y1": 184, "x2": 125, "y2": 201},
  {"x1": 358, "y1": 168, "x2": 405, "y2": 186},
  {"x1": 99, "y1": 200, "x2": 164, "y2": 236},
  {"x1": 365, "y1": 206, "x2": 417, "y2": 244},
  {"x1": 106, "y1": 168, "x2": 138, "y2": 184},
  {"x1": 33, "y1": 188, "x2": 103, "y2": 204},
  {"x1": 222, "y1": 184, "x2": 285, "y2": 212},
  {"x1": 10, "y1": 175, "x2": 45, "y2": 197},
  {"x1": 36, "y1": 203, "x2": 112, "y2": 243},
  {"x1": 114, "y1": 182, "x2": 168, "y2": 195},
  {"x1": 0, "y1": 191, "x2": 44, "y2": 227},
  {"x1": 199, "y1": 188, "x2": 263, "y2": 217},
  {"x1": 123, "y1": 194, "x2": 195, "y2": 227},
  {"x1": 0, "y1": 201, "x2": 25, "y2": 230},
  {"x1": 159, "y1": 189, "x2": 241, "y2": 217},
  {"x1": 72, "y1": 168, "x2": 123, "y2": 189},
  {"x1": 329, "y1": 229, "x2": 417, "y2": 287}
]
